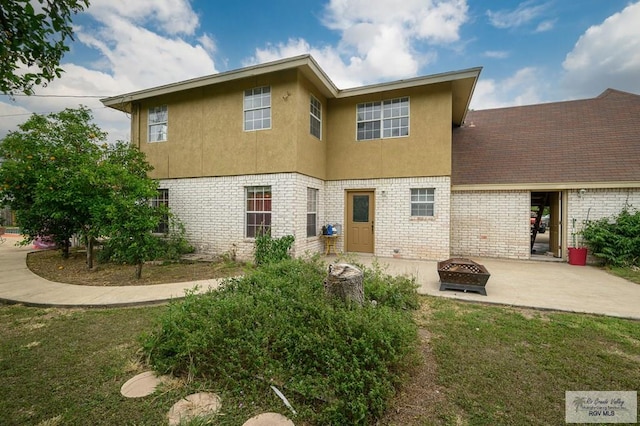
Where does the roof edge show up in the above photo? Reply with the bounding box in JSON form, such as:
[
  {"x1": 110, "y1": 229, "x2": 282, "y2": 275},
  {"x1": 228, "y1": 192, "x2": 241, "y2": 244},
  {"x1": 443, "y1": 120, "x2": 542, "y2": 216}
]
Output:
[
  {"x1": 452, "y1": 181, "x2": 640, "y2": 191},
  {"x1": 101, "y1": 55, "x2": 481, "y2": 115},
  {"x1": 101, "y1": 54, "x2": 340, "y2": 112},
  {"x1": 336, "y1": 67, "x2": 482, "y2": 99}
]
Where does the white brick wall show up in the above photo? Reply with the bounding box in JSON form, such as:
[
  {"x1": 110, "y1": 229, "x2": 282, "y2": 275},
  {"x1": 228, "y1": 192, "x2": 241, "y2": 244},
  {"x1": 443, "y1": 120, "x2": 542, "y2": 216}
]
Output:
[
  {"x1": 157, "y1": 172, "x2": 640, "y2": 263},
  {"x1": 452, "y1": 188, "x2": 640, "y2": 260},
  {"x1": 158, "y1": 173, "x2": 325, "y2": 261},
  {"x1": 567, "y1": 188, "x2": 640, "y2": 245},
  {"x1": 326, "y1": 177, "x2": 451, "y2": 260},
  {"x1": 160, "y1": 174, "x2": 451, "y2": 261},
  {"x1": 451, "y1": 190, "x2": 531, "y2": 259}
]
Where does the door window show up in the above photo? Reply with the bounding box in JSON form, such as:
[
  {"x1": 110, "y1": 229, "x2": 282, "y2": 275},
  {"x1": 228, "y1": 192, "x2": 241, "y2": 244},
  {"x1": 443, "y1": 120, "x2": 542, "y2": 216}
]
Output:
[{"x1": 353, "y1": 195, "x2": 369, "y2": 222}]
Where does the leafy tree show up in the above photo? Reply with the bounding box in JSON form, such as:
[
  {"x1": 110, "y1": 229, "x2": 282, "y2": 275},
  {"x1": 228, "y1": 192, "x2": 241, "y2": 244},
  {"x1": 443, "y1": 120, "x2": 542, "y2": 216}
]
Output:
[
  {"x1": 0, "y1": 108, "x2": 163, "y2": 279},
  {"x1": 0, "y1": 107, "x2": 106, "y2": 257},
  {"x1": 96, "y1": 142, "x2": 163, "y2": 279},
  {"x1": 0, "y1": 0, "x2": 89, "y2": 95}
]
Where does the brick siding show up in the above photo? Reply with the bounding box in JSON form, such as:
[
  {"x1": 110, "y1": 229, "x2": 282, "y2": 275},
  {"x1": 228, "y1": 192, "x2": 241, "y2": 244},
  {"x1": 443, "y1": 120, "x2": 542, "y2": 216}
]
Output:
[
  {"x1": 567, "y1": 188, "x2": 640, "y2": 246},
  {"x1": 452, "y1": 188, "x2": 640, "y2": 260},
  {"x1": 325, "y1": 176, "x2": 451, "y2": 260},
  {"x1": 158, "y1": 173, "x2": 325, "y2": 261},
  {"x1": 160, "y1": 174, "x2": 451, "y2": 261},
  {"x1": 451, "y1": 190, "x2": 531, "y2": 259}
]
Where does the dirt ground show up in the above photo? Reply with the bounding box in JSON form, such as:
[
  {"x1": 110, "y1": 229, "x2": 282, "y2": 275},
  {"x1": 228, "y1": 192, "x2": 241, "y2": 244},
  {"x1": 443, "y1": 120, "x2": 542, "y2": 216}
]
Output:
[{"x1": 26, "y1": 249, "x2": 247, "y2": 286}]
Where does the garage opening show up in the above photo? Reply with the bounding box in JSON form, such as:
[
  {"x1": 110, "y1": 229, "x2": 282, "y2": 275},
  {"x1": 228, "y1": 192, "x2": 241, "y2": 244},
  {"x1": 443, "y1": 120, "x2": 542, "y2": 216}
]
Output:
[{"x1": 531, "y1": 191, "x2": 563, "y2": 260}]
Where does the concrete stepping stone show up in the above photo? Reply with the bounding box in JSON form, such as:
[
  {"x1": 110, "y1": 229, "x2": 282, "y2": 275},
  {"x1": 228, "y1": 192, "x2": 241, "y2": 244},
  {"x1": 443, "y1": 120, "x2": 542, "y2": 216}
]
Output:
[
  {"x1": 120, "y1": 371, "x2": 165, "y2": 398},
  {"x1": 242, "y1": 412, "x2": 295, "y2": 426},
  {"x1": 167, "y1": 392, "x2": 222, "y2": 425}
]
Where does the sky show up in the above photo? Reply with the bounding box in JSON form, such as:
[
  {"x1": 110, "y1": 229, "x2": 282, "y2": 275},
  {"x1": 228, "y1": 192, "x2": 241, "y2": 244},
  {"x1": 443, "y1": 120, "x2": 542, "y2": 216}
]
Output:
[{"x1": 1, "y1": 0, "x2": 639, "y2": 142}]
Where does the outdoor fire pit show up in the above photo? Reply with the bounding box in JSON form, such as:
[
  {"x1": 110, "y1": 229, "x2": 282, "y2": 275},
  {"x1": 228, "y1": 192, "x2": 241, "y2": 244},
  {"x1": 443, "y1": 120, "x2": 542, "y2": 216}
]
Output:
[{"x1": 437, "y1": 258, "x2": 490, "y2": 296}]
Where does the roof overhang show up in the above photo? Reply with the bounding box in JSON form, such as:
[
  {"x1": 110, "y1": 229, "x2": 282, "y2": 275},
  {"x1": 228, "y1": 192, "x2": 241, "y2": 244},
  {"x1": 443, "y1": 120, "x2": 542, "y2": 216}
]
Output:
[
  {"x1": 336, "y1": 67, "x2": 481, "y2": 126},
  {"x1": 100, "y1": 55, "x2": 339, "y2": 113},
  {"x1": 101, "y1": 54, "x2": 481, "y2": 126},
  {"x1": 452, "y1": 181, "x2": 640, "y2": 192}
]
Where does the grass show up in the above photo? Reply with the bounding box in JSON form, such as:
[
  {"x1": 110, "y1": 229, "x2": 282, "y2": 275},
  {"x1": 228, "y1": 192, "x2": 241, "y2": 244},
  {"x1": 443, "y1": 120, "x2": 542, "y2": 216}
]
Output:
[
  {"x1": 606, "y1": 265, "x2": 640, "y2": 284},
  {"x1": 419, "y1": 298, "x2": 640, "y2": 425},
  {"x1": 1, "y1": 296, "x2": 638, "y2": 425}
]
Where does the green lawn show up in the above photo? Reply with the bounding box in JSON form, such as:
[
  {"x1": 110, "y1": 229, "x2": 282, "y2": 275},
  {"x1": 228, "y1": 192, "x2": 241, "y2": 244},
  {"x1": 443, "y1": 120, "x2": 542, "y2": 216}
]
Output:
[{"x1": 1, "y1": 298, "x2": 638, "y2": 425}]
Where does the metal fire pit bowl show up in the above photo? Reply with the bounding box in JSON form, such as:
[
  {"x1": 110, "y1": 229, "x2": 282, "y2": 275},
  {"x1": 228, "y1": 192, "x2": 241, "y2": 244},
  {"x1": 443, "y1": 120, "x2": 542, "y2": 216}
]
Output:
[{"x1": 437, "y1": 258, "x2": 490, "y2": 296}]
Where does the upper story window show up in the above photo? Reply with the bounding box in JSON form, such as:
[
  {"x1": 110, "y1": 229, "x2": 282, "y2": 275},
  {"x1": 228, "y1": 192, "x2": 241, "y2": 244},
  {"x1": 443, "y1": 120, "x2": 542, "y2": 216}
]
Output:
[
  {"x1": 310, "y1": 95, "x2": 322, "y2": 139},
  {"x1": 244, "y1": 86, "x2": 271, "y2": 131},
  {"x1": 356, "y1": 97, "x2": 409, "y2": 141},
  {"x1": 148, "y1": 105, "x2": 168, "y2": 142},
  {"x1": 410, "y1": 188, "x2": 435, "y2": 217}
]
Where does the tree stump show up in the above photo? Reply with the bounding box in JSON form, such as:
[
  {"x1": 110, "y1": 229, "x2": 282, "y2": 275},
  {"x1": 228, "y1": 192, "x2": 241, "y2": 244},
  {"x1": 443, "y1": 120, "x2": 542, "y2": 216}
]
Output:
[{"x1": 323, "y1": 263, "x2": 364, "y2": 306}]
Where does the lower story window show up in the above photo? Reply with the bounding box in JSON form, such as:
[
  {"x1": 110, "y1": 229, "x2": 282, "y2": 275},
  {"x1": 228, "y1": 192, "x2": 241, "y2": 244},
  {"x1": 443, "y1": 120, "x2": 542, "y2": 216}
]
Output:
[
  {"x1": 152, "y1": 189, "x2": 169, "y2": 233},
  {"x1": 246, "y1": 186, "x2": 272, "y2": 237},
  {"x1": 307, "y1": 188, "x2": 318, "y2": 237},
  {"x1": 411, "y1": 188, "x2": 434, "y2": 217}
]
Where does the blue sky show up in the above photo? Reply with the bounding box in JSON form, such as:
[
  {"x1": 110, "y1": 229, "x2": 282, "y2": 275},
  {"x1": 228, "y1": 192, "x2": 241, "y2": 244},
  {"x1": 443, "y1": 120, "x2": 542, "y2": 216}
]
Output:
[{"x1": 1, "y1": 0, "x2": 639, "y2": 141}]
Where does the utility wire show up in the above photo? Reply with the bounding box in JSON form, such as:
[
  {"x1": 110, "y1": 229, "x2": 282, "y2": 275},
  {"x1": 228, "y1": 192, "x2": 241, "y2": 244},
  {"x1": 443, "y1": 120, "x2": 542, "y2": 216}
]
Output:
[
  {"x1": 0, "y1": 93, "x2": 109, "y2": 98},
  {"x1": 0, "y1": 106, "x2": 112, "y2": 119}
]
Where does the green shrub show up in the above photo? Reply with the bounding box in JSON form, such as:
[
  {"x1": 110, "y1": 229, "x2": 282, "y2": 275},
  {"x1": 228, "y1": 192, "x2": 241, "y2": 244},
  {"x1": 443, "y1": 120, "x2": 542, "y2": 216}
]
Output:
[
  {"x1": 254, "y1": 232, "x2": 295, "y2": 265},
  {"x1": 141, "y1": 258, "x2": 419, "y2": 425},
  {"x1": 362, "y1": 260, "x2": 420, "y2": 310},
  {"x1": 581, "y1": 206, "x2": 640, "y2": 266},
  {"x1": 97, "y1": 216, "x2": 193, "y2": 263},
  {"x1": 153, "y1": 217, "x2": 194, "y2": 260}
]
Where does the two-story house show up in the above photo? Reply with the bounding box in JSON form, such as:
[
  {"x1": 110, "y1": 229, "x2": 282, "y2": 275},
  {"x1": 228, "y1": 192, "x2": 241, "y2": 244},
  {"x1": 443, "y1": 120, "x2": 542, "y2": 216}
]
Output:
[
  {"x1": 102, "y1": 54, "x2": 481, "y2": 261},
  {"x1": 102, "y1": 55, "x2": 640, "y2": 264}
]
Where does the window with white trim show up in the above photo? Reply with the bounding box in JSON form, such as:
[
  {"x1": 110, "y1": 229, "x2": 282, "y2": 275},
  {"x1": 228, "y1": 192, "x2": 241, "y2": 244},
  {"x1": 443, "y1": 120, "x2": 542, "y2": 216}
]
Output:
[
  {"x1": 151, "y1": 189, "x2": 169, "y2": 233},
  {"x1": 310, "y1": 95, "x2": 322, "y2": 139},
  {"x1": 246, "y1": 186, "x2": 272, "y2": 237},
  {"x1": 410, "y1": 188, "x2": 434, "y2": 217},
  {"x1": 307, "y1": 188, "x2": 318, "y2": 237},
  {"x1": 244, "y1": 86, "x2": 271, "y2": 131},
  {"x1": 148, "y1": 105, "x2": 168, "y2": 142},
  {"x1": 356, "y1": 97, "x2": 409, "y2": 140}
]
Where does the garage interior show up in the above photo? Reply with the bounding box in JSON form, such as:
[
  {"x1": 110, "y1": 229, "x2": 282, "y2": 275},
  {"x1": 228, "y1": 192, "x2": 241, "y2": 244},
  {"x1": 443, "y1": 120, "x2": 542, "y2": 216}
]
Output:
[{"x1": 531, "y1": 191, "x2": 563, "y2": 260}]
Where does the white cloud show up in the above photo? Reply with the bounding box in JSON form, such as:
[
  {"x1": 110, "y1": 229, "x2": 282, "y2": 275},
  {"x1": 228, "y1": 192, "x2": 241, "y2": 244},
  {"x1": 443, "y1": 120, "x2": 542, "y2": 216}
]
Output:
[
  {"x1": 0, "y1": 101, "x2": 33, "y2": 139},
  {"x1": 486, "y1": 1, "x2": 547, "y2": 29},
  {"x1": 483, "y1": 50, "x2": 509, "y2": 59},
  {"x1": 198, "y1": 34, "x2": 217, "y2": 55},
  {"x1": 1, "y1": 0, "x2": 217, "y2": 142},
  {"x1": 76, "y1": 16, "x2": 216, "y2": 90},
  {"x1": 249, "y1": 0, "x2": 468, "y2": 87},
  {"x1": 535, "y1": 19, "x2": 555, "y2": 32},
  {"x1": 562, "y1": 1, "x2": 640, "y2": 98},
  {"x1": 85, "y1": 0, "x2": 200, "y2": 35},
  {"x1": 470, "y1": 67, "x2": 545, "y2": 110}
]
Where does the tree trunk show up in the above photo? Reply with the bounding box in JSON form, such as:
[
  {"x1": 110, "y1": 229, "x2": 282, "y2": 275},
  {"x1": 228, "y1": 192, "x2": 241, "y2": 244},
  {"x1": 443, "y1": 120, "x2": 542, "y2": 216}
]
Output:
[
  {"x1": 135, "y1": 262, "x2": 143, "y2": 279},
  {"x1": 86, "y1": 236, "x2": 94, "y2": 270},
  {"x1": 61, "y1": 240, "x2": 70, "y2": 259},
  {"x1": 323, "y1": 263, "x2": 364, "y2": 306}
]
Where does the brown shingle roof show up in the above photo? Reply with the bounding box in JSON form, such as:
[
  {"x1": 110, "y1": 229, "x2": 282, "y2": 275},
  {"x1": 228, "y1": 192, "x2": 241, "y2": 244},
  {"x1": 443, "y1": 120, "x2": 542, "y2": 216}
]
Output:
[{"x1": 451, "y1": 89, "x2": 640, "y2": 186}]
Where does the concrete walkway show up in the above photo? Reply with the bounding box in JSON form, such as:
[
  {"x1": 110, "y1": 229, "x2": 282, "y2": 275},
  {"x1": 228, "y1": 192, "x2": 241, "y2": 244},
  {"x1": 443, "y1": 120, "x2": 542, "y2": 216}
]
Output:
[
  {"x1": 0, "y1": 237, "x2": 221, "y2": 308},
  {"x1": 1, "y1": 235, "x2": 639, "y2": 319},
  {"x1": 355, "y1": 255, "x2": 640, "y2": 320}
]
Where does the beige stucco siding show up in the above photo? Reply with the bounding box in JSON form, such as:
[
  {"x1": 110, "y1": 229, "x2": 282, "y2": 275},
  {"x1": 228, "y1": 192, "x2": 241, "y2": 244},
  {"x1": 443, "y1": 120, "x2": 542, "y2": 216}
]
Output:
[
  {"x1": 325, "y1": 83, "x2": 453, "y2": 180},
  {"x1": 295, "y1": 72, "x2": 327, "y2": 180},
  {"x1": 134, "y1": 69, "x2": 303, "y2": 179}
]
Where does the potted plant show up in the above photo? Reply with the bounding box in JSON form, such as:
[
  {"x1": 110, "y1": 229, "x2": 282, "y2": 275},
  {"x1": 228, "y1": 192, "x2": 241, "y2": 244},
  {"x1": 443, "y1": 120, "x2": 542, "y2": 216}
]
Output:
[{"x1": 568, "y1": 217, "x2": 588, "y2": 266}]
